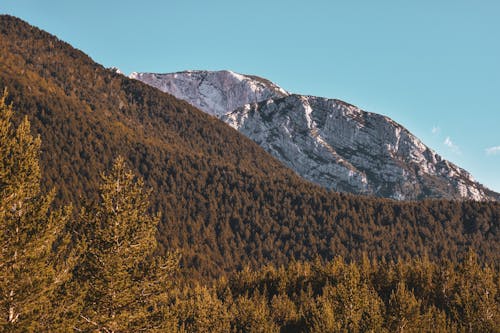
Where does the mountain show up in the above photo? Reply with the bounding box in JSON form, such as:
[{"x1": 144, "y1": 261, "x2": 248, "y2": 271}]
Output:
[
  {"x1": 1, "y1": 15, "x2": 499, "y2": 277},
  {"x1": 131, "y1": 70, "x2": 498, "y2": 201},
  {"x1": 225, "y1": 95, "x2": 497, "y2": 200},
  {"x1": 129, "y1": 70, "x2": 289, "y2": 117}
]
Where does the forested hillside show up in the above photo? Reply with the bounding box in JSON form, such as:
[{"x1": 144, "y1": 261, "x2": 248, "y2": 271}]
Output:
[
  {"x1": 1, "y1": 96, "x2": 497, "y2": 331},
  {"x1": 0, "y1": 15, "x2": 498, "y2": 279}
]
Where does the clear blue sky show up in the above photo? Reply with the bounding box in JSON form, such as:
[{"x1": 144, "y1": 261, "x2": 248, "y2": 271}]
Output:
[{"x1": 2, "y1": 0, "x2": 499, "y2": 192}]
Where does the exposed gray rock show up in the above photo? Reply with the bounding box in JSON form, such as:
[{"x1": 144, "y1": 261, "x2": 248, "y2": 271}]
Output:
[
  {"x1": 224, "y1": 95, "x2": 494, "y2": 200},
  {"x1": 130, "y1": 70, "x2": 498, "y2": 201},
  {"x1": 129, "y1": 70, "x2": 288, "y2": 117}
]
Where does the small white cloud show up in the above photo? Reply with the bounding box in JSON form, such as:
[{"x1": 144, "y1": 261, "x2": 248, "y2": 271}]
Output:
[
  {"x1": 444, "y1": 136, "x2": 461, "y2": 154},
  {"x1": 485, "y1": 146, "x2": 500, "y2": 156},
  {"x1": 432, "y1": 126, "x2": 440, "y2": 135}
]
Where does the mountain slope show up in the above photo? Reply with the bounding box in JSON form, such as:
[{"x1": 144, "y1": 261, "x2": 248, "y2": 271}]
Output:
[
  {"x1": 1, "y1": 15, "x2": 498, "y2": 277},
  {"x1": 131, "y1": 70, "x2": 498, "y2": 201},
  {"x1": 224, "y1": 95, "x2": 494, "y2": 200}
]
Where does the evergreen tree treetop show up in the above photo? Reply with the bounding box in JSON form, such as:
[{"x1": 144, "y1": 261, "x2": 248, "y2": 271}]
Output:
[{"x1": 0, "y1": 90, "x2": 69, "y2": 331}]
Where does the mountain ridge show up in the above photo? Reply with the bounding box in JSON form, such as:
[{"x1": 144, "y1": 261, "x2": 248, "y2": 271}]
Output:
[
  {"x1": 131, "y1": 69, "x2": 498, "y2": 201},
  {"x1": 129, "y1": 70, "x2": 289, "y2": 117}
]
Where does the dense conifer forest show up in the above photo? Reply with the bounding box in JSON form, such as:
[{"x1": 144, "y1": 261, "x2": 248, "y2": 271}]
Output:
[
  {"x1": 0, "y1": 15, "x2": 498, "y2": 280},
  {"x1": 1, "y1": 93, "x2": 498, "y2": 331},
  {"x1": 0, "y1": 15, "x2": 500, "y2": 331}
]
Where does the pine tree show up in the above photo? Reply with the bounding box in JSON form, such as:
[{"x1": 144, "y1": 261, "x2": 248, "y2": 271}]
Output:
[
  {"x1": 387, "y1": 281, "x2": 421, "y2": 333},
  {"x1": 231, "y1": 291, "x2": 279, "y2": 333},
  {"x1": 324, "y1": 262, "x2": 384, "y2": 332},
  {"x1": 450, "y1": 250, "x2": 499, "y2": 332},
  {"x1": 306, "y1": 292, "x2": 340, "y2": 333},
  {"x1": 174, "y1": 284, "x2": 230, "y2": 333},
  {"x1": 0, "y1": 91, "x2": 69, "y2": 331},
  {"x1": 75, "y1": 157, "x2": 179, "y2": 332}
]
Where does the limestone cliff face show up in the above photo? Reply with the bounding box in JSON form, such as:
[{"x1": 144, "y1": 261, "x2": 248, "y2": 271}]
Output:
[
  {"x1": 130, "y1": 70, "x2": 288, "y2": 117},
  {"x1": 224, "y1": 95, "x2": 493, "y2": 200},
  {"x1": 131, "y1": 70, "x2": 497, "y2": 201}
]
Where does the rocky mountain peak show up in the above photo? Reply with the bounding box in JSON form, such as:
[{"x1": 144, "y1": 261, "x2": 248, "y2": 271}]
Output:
[
  {"x1": 129, "y1": 70, "x2": 288, "y2": 117},
  {"x1": 131, "y1": 70, "x2": 498, "y2": 201}
]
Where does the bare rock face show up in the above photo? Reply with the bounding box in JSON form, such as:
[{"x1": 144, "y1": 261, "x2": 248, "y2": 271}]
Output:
[
  {"x1": 224, "y1": 95, "x2": 494, "y2": 200},
  {"x1": 129, "y1": 70, "x2": 288, "y2": 117},
  {"x1": 130, "y1": 70, "x2": 497, "y2": 201}
]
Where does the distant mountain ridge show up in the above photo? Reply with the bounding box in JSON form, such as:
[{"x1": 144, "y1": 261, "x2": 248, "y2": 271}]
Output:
[{"x1": 131, "y1": 70, "x2": 498, "y2": 201}]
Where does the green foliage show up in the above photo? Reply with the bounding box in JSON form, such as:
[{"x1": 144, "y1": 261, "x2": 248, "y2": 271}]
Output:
[
  {"x1": 270, "y1": 294, "x2": 299, "y2": 328},
  {"x1": 0, "y1": 91, "x2": 70, "y2": 331},
  {"x1": 305, "y1": 292, "x2": 341, "y2": 332},
  {"x1": 0, "y1": 90, "x2": 498, "y2": 332},
  {"x1": 173, "y1": 285, "x2": 230, "y2": 333},
  {"x1": 222, "y1": 256, "x2": 499, "y2": 332},
  {"x1": 449, "y1": 250, "x2": 499, "y2": 332},
  {"x1": 323, "y1": 263, "x2": 384, "y2": 332},
  {"x1": 74, "y1": 157, "x2": 179, "y2": 332},
  {"x1": 387, "y1": 281, "x2": 421, "y2": 332},
  {"x1": 230, "y1": 292, "x2": 279, "y2": 333}
]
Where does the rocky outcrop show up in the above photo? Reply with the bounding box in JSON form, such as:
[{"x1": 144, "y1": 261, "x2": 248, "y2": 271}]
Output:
[
  {"x1": 129, "y1": 70, "x2": 288, "y2": 117},
  {"x1": 224, "y1": 95, "x2": 493, "y2": 200},
  {"x1": 130, "y1": 70, "x2": 498, "y2": 201}
]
